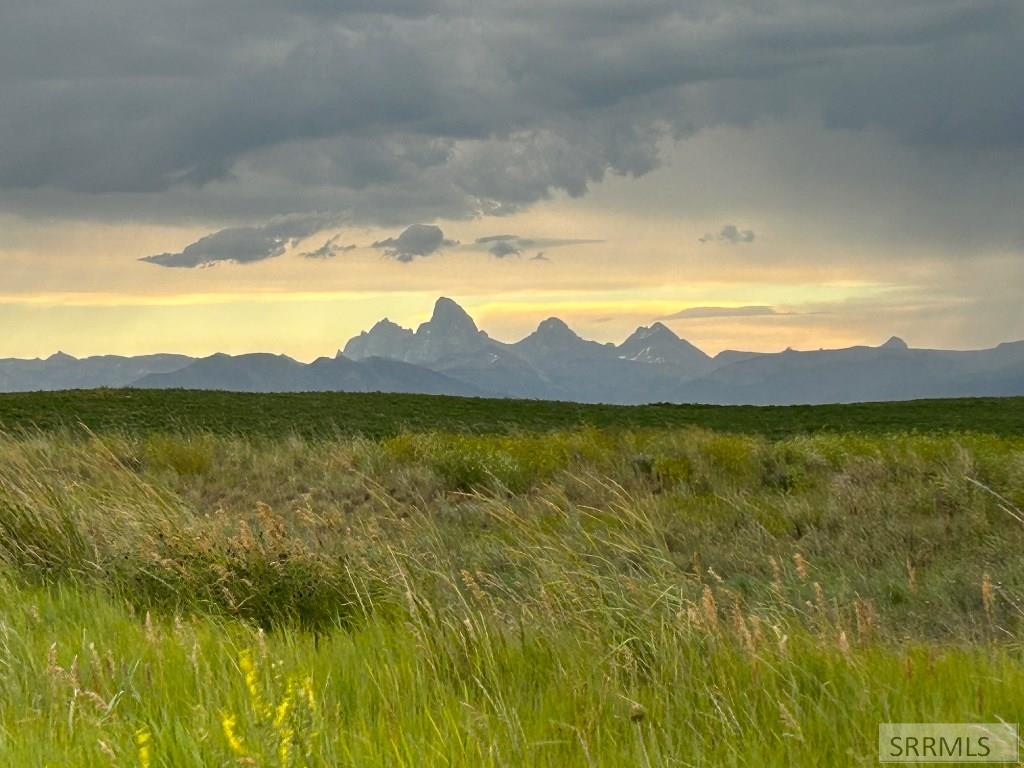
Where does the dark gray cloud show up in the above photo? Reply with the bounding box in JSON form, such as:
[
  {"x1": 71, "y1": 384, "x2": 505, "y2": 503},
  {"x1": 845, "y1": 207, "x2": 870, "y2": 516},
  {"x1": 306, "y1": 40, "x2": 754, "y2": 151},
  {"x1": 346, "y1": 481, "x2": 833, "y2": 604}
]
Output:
[
  {"x1": 475, "y1": 234, "x2": 528, "y2": 258},
  {"x1": 142, "y1": 222, "x2": 587, "y2": 269},
  {"x1": 301, "y1": 234, "x2": 357, "y2": 259},
  {"x1": 699, "y1": 225, "x2": 756, "y2": 245},
  {"x1": 372, "y1": 224, "x2": 456, "y2": 262},
  {"x1": 141, "y1": 214, "x2": 336, "y2": 268},
  {"x1": 474, "y1": 234, "x2": 601, "y2": 258},
  {"x1": 661, "y1": 306, "x2": 781, "y2": 320},
  {"x1": 142, "y1": 227, "x2": 291, "y2": 269},
  {"x1": 2, "y1": 0, "x2": 1022, "y2": 253},
  {"x1": 486, "y1": 239, "x2": 523, "y2": 258}
]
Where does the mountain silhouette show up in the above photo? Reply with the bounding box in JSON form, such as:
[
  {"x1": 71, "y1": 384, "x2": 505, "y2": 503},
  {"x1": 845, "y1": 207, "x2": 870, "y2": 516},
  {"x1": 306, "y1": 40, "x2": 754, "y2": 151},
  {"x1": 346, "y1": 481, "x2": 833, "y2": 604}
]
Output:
[
  {"x1": 4, "y1": 297, "x2": 1024, "y2": 404},
  {"x1": 134, "y1": 352, "x2": 484, "y2": 396},
  {"x1": 342, "y1": 296, "x2": 493, "y2": 365},
  {"x1": 617, "y1": 322, "x2": 712, "y2": 372}
]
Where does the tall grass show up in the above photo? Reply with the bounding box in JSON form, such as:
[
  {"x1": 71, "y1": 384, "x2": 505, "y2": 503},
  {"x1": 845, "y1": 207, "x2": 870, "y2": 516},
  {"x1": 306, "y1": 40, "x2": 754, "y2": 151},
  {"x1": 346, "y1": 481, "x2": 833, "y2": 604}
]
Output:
[{"x1": 1, "y1": 427, "x2": 1023, "y2": 764}]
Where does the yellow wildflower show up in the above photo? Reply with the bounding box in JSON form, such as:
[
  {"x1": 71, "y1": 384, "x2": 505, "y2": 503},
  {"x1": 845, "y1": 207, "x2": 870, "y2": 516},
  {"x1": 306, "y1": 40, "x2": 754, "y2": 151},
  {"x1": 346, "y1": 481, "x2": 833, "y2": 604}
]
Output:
[
  {"x1": 278, "y1": 726, "x2": 294, "y2": 766},
  {"x1": 302, "y1": 676, "x2": 316, "y2": 713},
  {"x1": 274, "y1": 683, "x2": 294, "y2": 729},
  {"x1": 239, "y1": 649, "x2": 269, "y2": 718},
  {"x1": 135, "y1": 727, "x2": 152, "y2": 768},
  {"x1": 220, "y1": 711, "x2": 247, "y2": 755}
]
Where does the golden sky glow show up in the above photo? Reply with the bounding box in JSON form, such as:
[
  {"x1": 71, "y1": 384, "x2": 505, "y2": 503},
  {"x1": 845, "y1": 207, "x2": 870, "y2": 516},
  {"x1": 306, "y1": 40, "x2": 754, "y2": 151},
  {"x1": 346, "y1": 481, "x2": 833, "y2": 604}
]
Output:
[{"x1": 2, "y1": 136, "x2": 1021, "y2": 361}]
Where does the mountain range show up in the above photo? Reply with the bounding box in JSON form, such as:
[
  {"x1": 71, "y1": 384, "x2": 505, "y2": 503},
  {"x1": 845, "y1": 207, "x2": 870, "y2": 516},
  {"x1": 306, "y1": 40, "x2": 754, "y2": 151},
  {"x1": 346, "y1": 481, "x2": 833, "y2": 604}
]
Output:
[{"x1": 3, "y1": 297, "x2": 1024, "y2": 405}]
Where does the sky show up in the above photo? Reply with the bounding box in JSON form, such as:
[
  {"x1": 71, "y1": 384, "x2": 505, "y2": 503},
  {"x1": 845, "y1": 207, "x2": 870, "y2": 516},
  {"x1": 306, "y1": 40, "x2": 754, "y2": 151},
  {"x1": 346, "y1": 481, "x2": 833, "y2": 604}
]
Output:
[{"x1": 2, "y1": 0, "x2": 1023, "y2": 360}]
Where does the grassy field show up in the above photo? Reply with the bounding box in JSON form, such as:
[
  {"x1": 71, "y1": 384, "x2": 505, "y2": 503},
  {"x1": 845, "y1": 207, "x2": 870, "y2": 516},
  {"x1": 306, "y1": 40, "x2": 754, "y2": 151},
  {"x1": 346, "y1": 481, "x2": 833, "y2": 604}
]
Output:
[
  {"x1": 2, "y1": 395, "x2": 1024, "y2": 764},
  {"x1": 1, "y1": 388, "x2": 1023, "y2": 438}
]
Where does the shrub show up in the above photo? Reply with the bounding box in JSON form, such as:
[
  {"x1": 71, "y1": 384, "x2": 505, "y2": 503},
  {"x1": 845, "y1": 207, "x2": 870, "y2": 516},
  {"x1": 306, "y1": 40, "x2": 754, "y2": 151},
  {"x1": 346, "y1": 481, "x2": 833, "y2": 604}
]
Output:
[{"x1": 143, "y1": 434, "x2": 216, "y2": 476}]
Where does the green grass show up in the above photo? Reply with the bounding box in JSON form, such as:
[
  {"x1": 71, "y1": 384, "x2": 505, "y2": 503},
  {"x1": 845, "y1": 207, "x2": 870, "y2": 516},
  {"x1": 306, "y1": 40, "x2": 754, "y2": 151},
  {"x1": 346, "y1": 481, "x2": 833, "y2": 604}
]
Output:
[
  {"x1": 1, "y1": 388, "x2": 1023, "y2": 438},
  {"x1": 3, "y1": 405, "x2": 1024, "y2": 764},
  {"x1": 6, "y1": 579, "x2": 1024, "y2": 766}
]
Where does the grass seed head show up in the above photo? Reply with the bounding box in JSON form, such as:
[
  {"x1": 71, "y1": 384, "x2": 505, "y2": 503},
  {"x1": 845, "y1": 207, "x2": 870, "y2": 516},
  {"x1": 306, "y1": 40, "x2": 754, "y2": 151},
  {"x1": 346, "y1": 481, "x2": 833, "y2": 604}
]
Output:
[
  {"x1": 701, "y1": 585, "x2": 719, "y2": 631},
  {"x1": 793, "y1": 553, "x2": 808, "y2": 581}
]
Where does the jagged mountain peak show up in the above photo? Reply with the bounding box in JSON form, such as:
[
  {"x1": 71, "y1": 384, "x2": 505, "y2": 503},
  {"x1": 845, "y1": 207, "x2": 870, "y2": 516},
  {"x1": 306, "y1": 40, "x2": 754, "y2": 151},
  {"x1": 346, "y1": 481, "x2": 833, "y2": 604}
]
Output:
[
  {"x1": 47, "y1": 351, "x2": 78, "y2": 363},
  {"x1": 519, "y1": 317, "x2": 592, "y2": 350},
  {"x1": 343, "y1": 297, "x2": 491, "y2": 364},
  {"x1": 623, "y1": 322, "x2": 679, "y2": 344},
  {"x1": 880, "y1": 336, "x2": 909, "y2": 350},
  {"x1": 534, "y1": 317, "x2": 577, "y2": 338},
  {"x1": 341, "y1": 316, "x2": 415, "y2": 361},
  {"x1": 427, "y1": 297, "x2": 478, "y2": 333},
  {"x1": 648, "y1": 321, "x2": 677, "y2": 336},
  {"x1": 511, "y1": 317, "x2": 612, "y2": 366},
  {"x1": 618, "y1": 322, "x2": 710, "y2": 368}
]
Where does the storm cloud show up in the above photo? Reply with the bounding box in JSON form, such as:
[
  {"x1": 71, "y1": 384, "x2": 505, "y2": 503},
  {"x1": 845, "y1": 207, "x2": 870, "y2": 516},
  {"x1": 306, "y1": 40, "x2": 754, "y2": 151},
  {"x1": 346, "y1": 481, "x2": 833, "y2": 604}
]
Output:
[
  {"x1": 372, "y1": 224, "x2": 457, "y2": 262},
  {"x1": 2, "y1": 0, "x2": 1021, "y2": 242},
  {"x1": 141, "y1": 214, "x2": 337, "y2": 268}
]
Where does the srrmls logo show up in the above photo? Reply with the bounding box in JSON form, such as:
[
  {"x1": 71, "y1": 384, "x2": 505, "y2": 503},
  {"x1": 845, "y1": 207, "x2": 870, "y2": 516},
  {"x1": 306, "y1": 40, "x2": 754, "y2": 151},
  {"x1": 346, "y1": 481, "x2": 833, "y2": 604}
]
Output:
[{"x1": 879, "y1": 723, "x2": 1019, "y2": 763}]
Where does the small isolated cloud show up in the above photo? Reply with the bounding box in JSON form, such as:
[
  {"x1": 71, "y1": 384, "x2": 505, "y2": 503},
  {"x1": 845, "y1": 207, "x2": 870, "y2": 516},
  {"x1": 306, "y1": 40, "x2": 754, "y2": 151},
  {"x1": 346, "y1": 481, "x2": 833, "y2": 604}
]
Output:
[
  {"x1": 661, "y1": 305, "x2": 781, "y2": 320},
  {"x1": 476, "y1": 234, "x2": 530, "y2": 258},
  {"x1": 474, "y1": 234, "x2": 600, "y2": 258},
  {"x1": 372, "y1": 224, "x2": 456, "y2": 262},
  {"x1": 699, "y1": 224, "x2": 756, "y2": 245},
  {"x1": 488, "y1": 239, "x2": 524, "y2": 258},
  {"x1": 530, "y1": 251, "x2": 548, "y2": 261},
  {"x1": 141, "y1": 213, "x2": 335, "y2": 268},
  {"x1": 301, "y1": 234, "x2": 356, "y2": 259}
]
